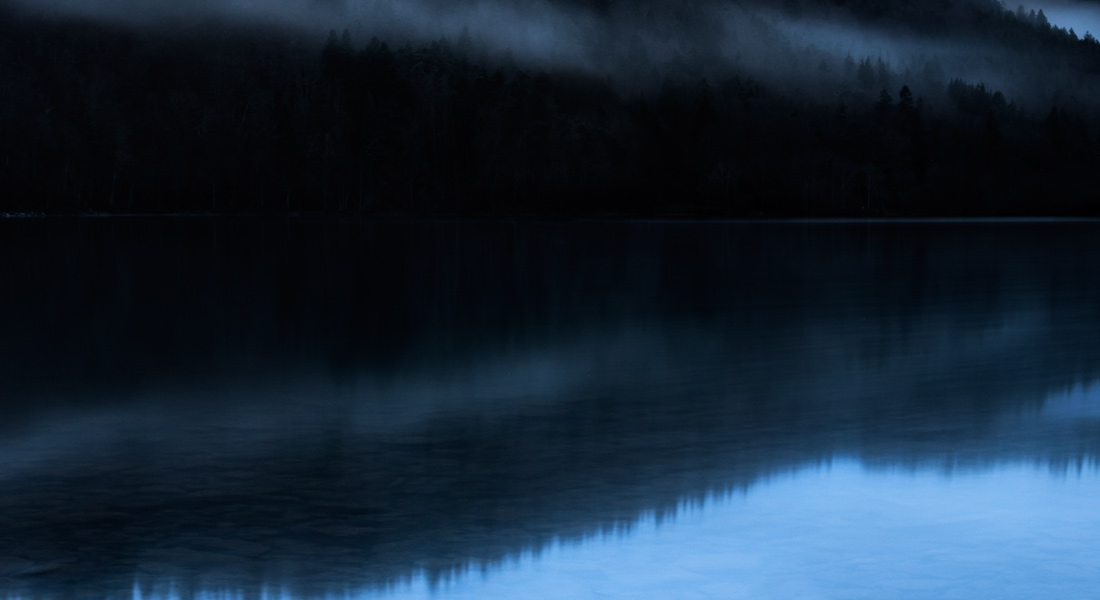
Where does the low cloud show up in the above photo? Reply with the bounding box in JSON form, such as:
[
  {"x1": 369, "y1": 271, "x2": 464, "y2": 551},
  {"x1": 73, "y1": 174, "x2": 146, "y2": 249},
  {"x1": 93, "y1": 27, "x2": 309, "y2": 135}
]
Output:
[{"x1": 7, "y1": 0, "x2": 1098, "y2": 111}]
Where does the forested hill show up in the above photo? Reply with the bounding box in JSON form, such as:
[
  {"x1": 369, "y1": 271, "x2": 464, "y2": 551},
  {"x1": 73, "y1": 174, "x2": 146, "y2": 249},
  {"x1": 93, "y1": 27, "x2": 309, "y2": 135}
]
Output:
[{"x1": 1, "y1": 0, "x2": 1099, "y2": 217}]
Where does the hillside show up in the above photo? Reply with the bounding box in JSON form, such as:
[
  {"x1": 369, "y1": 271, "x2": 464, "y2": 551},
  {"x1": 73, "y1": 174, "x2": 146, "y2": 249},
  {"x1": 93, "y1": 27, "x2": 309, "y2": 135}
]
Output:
[{"x1": 1, "y1": 0, "x2": 1098, "y2": 216}]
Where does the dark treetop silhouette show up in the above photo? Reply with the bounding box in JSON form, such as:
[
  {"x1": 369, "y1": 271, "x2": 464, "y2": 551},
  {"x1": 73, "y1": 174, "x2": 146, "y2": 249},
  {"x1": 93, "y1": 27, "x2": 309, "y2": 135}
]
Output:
[{"x1": 1, "y1": 0, "x2": 1100, "y2": 216}]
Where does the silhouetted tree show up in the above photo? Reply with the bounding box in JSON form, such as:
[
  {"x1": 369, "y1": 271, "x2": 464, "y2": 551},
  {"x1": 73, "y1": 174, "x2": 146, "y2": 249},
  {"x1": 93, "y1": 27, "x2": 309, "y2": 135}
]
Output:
[{"x1": 857, "y1": 58, "x2": 875, "y2": 88}]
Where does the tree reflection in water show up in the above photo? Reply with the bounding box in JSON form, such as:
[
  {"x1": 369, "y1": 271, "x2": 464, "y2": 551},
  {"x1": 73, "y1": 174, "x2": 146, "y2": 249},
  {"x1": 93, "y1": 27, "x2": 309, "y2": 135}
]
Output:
[{"x1": 1, "y1": 219, "x2": 1099, "y2": 599}]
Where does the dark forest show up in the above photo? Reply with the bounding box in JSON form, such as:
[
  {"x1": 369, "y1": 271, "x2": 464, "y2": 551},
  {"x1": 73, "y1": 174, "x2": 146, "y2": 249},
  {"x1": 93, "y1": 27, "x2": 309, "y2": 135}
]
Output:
[{"x1": 2, "y1": 0, "x2": 1099, "y2": 216}]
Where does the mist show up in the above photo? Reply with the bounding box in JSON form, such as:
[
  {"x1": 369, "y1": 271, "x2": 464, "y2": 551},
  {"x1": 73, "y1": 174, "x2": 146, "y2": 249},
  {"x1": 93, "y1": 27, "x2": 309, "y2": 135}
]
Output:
[
  {"x1": 4, "y1": 0, "x2": 1100, "y2": 214},
  {"x1": 8, "y1": 0, "x2": 1100, "y2": 110}
]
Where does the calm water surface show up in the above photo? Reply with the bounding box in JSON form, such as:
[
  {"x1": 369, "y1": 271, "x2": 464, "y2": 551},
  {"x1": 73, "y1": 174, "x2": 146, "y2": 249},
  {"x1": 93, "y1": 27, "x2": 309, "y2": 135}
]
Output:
[{"x1": 1, "y1": 219, "x2": 1098, "y2": 599}]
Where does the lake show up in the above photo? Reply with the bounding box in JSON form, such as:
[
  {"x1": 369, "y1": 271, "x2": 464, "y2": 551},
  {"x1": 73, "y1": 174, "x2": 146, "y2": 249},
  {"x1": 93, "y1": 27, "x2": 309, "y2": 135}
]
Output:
[{"x1": 1, "y1": 218, "x2": 1099, "y2": 599}]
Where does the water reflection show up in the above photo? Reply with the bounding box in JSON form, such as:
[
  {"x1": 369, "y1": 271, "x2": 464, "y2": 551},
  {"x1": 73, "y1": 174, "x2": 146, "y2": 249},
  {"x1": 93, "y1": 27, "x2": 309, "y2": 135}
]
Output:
[
  {"x1": 377, "y1": 459, "x2": 1100, "y2": 600},
  {"x1": 1, "y1": 219, "x2": 1099, "y2": 599}
]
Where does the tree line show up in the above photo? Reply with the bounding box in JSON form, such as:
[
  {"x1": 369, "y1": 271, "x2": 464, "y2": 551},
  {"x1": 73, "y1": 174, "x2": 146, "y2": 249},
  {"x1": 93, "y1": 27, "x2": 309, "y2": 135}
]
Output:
[{"x1": 0, "y1": 8, "x2": 1098, "y2": 216}]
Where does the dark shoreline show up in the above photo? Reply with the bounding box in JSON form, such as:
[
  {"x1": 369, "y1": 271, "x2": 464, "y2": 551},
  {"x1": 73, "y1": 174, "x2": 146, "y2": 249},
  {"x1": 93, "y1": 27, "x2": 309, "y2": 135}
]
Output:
[{"x1": 5, "y1": 212, "x2": 1100, "y2": 220}]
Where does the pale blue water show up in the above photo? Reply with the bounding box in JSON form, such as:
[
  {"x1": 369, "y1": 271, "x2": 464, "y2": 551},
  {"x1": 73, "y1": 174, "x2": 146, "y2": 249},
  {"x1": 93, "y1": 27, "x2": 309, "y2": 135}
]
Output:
[
  {"x1": 381, "y1": 463, "x2": 1100, "y2": 600},
  {"x1": 2, "y1": 219, "x2": 1099, "y2": 599}
]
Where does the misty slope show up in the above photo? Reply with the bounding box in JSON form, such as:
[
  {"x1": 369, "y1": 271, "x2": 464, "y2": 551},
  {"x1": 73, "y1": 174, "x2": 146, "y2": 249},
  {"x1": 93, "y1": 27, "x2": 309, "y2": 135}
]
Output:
[{"x1": 0, "y1": 0, "x2": 1098, "y2": 215}]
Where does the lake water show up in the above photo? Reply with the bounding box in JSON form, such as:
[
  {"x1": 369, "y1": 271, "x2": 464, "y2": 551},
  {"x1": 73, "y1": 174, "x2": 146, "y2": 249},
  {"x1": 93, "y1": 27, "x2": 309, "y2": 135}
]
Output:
[{"x1": 1, "y1": 218, "x2": 1099, "y2": 599}]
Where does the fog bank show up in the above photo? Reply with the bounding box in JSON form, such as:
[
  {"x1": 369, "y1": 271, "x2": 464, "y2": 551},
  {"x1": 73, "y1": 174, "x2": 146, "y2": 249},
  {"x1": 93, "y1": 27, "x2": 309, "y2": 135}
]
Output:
[{"x1": 8, "y1": 0, "x2": 1100, "y2": 109}]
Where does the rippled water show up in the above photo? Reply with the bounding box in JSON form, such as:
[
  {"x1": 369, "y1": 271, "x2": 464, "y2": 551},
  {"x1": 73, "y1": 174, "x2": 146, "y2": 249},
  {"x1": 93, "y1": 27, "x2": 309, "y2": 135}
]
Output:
[{"x1": 1, "y1": 219, "x2": 1099, "y2": 599}]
